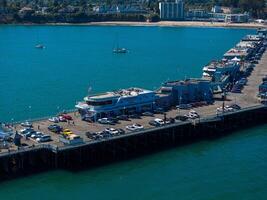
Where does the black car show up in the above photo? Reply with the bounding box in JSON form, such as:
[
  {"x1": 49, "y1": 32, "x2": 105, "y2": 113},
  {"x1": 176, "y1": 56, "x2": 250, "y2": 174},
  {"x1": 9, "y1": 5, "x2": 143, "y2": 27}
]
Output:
[
  {"x1": 48, "y1": 124, "x2": 62, "y2": 133},
  {"x1": 85, "y1": 132, "x2": 98, "y2": 139},
  {"x1": 167, "y1": 117, "x2": 175, "y2": 124},
  {"x1": 118, "y1": 128, "x2": 125, "y2": 135},
  {"x1": 230, "y1": 104, "x2": 241, "y2": 110},
  {"x1": 129, "y1": 114, "x2": 141, "y2": 119},
  {"x1": 142, "y1": 111, "x2": 154, "y2": 117},
  {"x1": 175, "y1": 115, "x2": 188, "y2": 121},
  {"x1": 107, "y1": 117, "x2": 119, "y2": 124},
  {"x1": 149, "y1": 120, "x2": 160, "y2": 127},
  {"x1": 116, "y1": 115, "x2": 130, "y2": 121}
]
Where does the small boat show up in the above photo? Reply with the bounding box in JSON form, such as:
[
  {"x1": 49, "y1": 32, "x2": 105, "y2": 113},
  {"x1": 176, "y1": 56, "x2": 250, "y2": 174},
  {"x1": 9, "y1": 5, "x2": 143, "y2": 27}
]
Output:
[
  {"x1": 35, "y1": 44, "x2": 45, "y2": 49},
  {"x1": 113, "y1": 47, "x2": 127, "y2": 54}
]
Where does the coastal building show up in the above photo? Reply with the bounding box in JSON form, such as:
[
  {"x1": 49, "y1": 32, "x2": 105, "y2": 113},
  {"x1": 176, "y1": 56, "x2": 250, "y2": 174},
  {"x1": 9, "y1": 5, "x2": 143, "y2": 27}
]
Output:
[
  {"x1": 186, "y1": 9, "x2": 208, "y2": 20},
  {"x1": 225, "y1": 13, "x2": 249, "y2": 23},
  {"x1": 159, "y1": 0, "x2": 184, "y2": 20},
  {"x1": 76, "y1": 88, "x2": 156, "y2": 121},
  {"x1": 202, "y1": 60, "x2": 240, "y2": 81},
  {"x1": 202, "y1": 59, "x2": 241, "y2": 91},
  {"x1": 211, "y1": 5, "x2": 222, "y2": 13},
  {"x1": 158, "y1": 79, "x2": 213, "y2": 105},
  {"x1": 223, "y1": 47, "x2": 250, "y2": 60},
  {"x1": 93, "y1": 4, "x2": 147, "y2": 14},
  {"x1": 18, "y1": 7, "x2": 34, "y2": 17},
  {"x1": 210, "y1": 12, "x2": 249, "y2": 23}
]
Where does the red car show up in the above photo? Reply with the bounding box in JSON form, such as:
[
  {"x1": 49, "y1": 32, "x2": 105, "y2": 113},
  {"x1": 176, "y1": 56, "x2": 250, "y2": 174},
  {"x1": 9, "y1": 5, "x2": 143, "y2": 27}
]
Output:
[{"x1": 61, "y1": 114, "x2": 73, "y2": 120}]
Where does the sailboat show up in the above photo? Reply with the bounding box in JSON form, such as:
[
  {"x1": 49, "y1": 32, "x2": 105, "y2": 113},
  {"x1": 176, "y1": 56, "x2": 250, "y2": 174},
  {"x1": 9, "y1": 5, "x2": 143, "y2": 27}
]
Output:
[
  {"x1": 113, "y1": 34, "x2": 128, "y2": 54},
  {"x1": 113, "y1": 47, "x2": 127, "y2": 53},
  {"x1": 35, "y1": 44, "x2": 45, "y2": 49}
]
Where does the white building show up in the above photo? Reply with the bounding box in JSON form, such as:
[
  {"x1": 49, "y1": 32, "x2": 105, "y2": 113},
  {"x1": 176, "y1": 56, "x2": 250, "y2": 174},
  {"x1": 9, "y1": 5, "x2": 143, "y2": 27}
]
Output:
[
  {"x1": 159, "y1": 0, "x2": 184, "y2": 20},
  {"x1": 76, "y1": 88, "x2": 156, "y2": 121}
]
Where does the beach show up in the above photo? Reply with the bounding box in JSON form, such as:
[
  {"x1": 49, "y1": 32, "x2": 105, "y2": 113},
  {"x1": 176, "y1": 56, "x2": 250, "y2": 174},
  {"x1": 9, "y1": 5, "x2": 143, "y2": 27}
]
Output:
[{"x1": 55, "y1": 21, "x2": 267, "y2": 29}]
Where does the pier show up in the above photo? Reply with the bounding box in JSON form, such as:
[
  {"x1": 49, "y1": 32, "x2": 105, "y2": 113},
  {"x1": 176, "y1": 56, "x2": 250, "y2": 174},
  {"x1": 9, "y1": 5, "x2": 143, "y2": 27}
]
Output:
[{"x1": 0, "y1": 32, "x2": 267, "y2": 181}]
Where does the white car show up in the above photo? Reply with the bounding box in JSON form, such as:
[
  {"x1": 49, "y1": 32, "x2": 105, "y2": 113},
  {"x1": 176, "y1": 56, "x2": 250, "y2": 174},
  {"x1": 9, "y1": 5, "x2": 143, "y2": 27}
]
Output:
[
  {"x1": 225, "y1": 106, "x2": 234, "y2": 112},
  {"x1": 31, "y1": 131, "x2": 43, "y2": 139},
  {"x1": 105, "y1": 128, "x2": 119, "y2": 135},
  {"x1": 186, "y1": 110, "x2": 199, "y2": 119},
  {"x1": 189, "y1": 110, "x2": 199, "y2": 116},
  {"x1": 98, "y1": 118, "x2": 110, "y2": 124},
  {"x1": 58, "y1": 116, "x2": 67, "y2": 122},
  {"x1": 49, "y1": 117, "x2": 59, "y2": 123},
  {"x1": 154, "y1": 118, "x2": 165, "y2": 126},
  {"x1": 126, "y1": 124, "x2": 144, "y2": 132},
  {"x1": 36, "y1": 135, "x2": 51, "y2": 143},
  {"x1": 20, "y1": 128, "x2": 34, "y2": 134},
  {"x1": 217, "y1": 106, "x2": 234, "y2": 113}
]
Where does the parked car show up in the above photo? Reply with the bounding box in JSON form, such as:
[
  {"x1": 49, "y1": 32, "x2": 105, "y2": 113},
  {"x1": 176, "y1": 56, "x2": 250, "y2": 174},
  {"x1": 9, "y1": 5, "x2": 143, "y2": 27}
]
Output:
[
  {"x1": 230, "y1": 104, "x2": 241, "y2": 110},
  {"x1": 85, "y1": 131, "x2": 99, "y2": 140},
  {"x1": 189, "y1": 110, "x2": 199, "y2": 117},
  {"x1": 107, "y1": 117, "x2": 119, "y2": 124},
  {"x1": 186, "y1": 110, "x2": 199, "y2": 119},
  {"x1": 58, "y1": 116, "x2": 67, "y2": 122},
  {"x1": 116, "y1": 115, "x2": 130, "y2": 121},
  {"x1": 105, "y1": 128, "x2": 119, "y2": 135},
  {"x1": 142, "y1": 112, "x2": 154, "y2": 117},
  {"x1": 166, "y1": 117, "x2": 175, "y2": 124},
  {"x1": 20, "y1": 128, "x2": 34, "y2": 135},
  {"x1": 49, "y1": 117, "x2": 59, "y2": 123},
  {"x1": 216, "y1": 106, "x2": 234, "y2": 113},
  {"x1": 21, "y1": 121, "x2": 33, "y2": 127},
  {"x1": 61, "y1": 114, "x2": 72, "y2": 120},
  {"x1": 176, "y1": 104, "x2": 192, "y2": 110},
  {"x1": 149, "y1": 118, "x2": 165, "y2": 127},
  {"x1": 98, "y1": 118, "x2": 111, "y2": 124},
  {"x1": 82, "y1": 115, "x2": 94, "y2": 123},
  {"x1": 36, "y1": 135, "x2": 51, "y2": 143},
  {"x1": 63, "y1": 129, "x2": 73, "y2": 135},
  {"x1": 48, "y1": 124, "x2": 62, "y2": 133},
  {"x1": 175, "y1": 115, "x2": 188, "y2": 121},
  {"x1": 129, "y1": 114, "x2": 141, "y2": 119},
  {"x1": 31, "y1": 131, "x2": 43, "y2": 139},
  {"x1": 126, "y1": 124, "x2": 144, "y2": 132},
  {"x1": 117, "y1": 128, "x2": 125, "y2": 135}
]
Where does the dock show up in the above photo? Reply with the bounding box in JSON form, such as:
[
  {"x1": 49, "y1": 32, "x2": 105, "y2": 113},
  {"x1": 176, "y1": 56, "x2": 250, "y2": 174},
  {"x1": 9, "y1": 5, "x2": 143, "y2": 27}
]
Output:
[{"x1": 0, "y1": 33, "x2": 267, "y2": 181}]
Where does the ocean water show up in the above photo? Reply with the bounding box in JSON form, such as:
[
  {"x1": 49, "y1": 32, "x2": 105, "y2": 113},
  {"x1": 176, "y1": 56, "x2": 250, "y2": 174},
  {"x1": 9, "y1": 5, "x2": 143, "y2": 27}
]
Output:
[
  {"x1": 1, "y1": 25, "x2": 266, "y2": 199},
  {"x1": 0, "y1": 25, "x2": 254, "y2": 122},
  {"x1": 0, "y1": 125, "x2": 266, "y2": 200}
]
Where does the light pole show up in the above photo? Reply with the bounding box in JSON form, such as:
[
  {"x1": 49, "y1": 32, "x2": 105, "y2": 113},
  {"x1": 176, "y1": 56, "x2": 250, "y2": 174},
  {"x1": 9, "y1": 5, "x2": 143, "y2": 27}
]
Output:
[{"x1": 178, "y1": 96, "x2": 182, "y2": 115}]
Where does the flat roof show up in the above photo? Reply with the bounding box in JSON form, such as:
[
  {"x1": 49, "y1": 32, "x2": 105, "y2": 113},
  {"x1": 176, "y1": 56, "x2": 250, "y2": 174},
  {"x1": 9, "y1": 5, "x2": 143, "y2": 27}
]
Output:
[
  {"x1": 86, "y1": 87, "x2": 154, "y2": 101},
  {"x1": 164, "y1": 78, "x2": 210, "y2": 86}
]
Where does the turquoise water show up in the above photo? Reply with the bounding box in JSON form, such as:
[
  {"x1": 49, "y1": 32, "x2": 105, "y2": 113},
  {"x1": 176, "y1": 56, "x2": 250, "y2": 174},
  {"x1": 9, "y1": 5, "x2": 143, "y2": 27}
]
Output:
[
  {"x1": 0, "y1": 25, "x2": 254, "y2": 122},
  {"x1": 1, "y1": 26, "x2": 266, "y2": 199},
  {"x1": 0, "y1": 125, "x2": 267, "y2": 200}
]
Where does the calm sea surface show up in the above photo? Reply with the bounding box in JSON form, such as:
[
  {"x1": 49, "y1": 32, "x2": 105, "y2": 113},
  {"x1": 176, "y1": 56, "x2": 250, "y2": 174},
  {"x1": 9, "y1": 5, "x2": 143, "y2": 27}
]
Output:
[{"x1": 1, "y1": 25, "x2": 266, "y2": 199}]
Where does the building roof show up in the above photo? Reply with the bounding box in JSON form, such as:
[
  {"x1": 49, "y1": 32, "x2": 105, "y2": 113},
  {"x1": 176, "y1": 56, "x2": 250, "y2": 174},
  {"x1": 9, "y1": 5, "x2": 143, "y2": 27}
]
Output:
[{"x1": 85, "y1": 87, "x2": 154, "y2": 101}]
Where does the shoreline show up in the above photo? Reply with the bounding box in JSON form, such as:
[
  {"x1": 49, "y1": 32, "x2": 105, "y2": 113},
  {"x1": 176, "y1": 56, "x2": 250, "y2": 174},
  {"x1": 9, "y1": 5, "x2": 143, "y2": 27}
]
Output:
[
  {"x1": 2, "y1": 21, "x2": 267, "y2": 29},
  {"x1": 86, "y1": 21, "x2": 267, "y2": 29}
]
